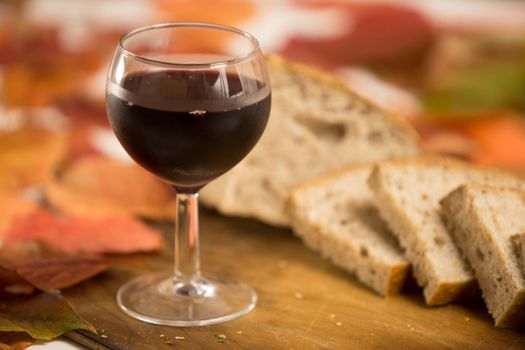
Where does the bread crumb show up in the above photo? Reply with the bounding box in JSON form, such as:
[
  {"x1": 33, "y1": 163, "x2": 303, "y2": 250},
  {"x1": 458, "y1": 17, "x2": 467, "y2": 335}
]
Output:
[
  {"x1": 215, "y1": 334, "x2": 227, "y2": 343},
  {"x1": 336, "y1": 322, "x2": 342, "y2": 326},
  {"x1": 100, "y1": 334, "x2": 108, "y2": 339},
  {"x1": 175, "y1": 336, "x2": 185, "y2": 340},
  {"x1": 160, "y1": 334, "x2": 166, "y2": 338},
  {"x1": 329, "y1": 314, "x2": 336, "y2": 318},
  {"x1": 236, "y1": 330, "x2": 243, "y2": 335},
  {"x1": 294, "y1": 292, "x2": 304, "y2": 299}
]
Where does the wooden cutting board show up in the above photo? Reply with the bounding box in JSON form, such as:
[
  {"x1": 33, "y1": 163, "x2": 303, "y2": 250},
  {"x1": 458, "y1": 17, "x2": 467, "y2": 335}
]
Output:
[{"x1": 63, "y1": 208, "x2": 525, "y2": 350}]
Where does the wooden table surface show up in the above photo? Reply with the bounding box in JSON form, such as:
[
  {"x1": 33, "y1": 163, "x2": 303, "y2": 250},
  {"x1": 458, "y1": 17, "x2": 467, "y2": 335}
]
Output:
[{"x1": 63, "y1": 208, "x2": 525, "y2": 350}]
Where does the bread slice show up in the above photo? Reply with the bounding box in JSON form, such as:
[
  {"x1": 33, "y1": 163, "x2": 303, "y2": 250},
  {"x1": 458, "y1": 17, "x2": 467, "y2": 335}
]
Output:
[
  {"x1": 200, "y1": 56, "x2": 422, "y2": 227},
  {"x1": 512, "y1": 232, "x2": 525, "y2": 275},
  {"x1": 288, "y1": 165, "x2": 409, "y2": 296},
  {"x1": 368, "y1": 157, "x2": 525, "y2": 306},
  {"x1": 441, "y1": 185, "x2": 525, "y2": 327}
]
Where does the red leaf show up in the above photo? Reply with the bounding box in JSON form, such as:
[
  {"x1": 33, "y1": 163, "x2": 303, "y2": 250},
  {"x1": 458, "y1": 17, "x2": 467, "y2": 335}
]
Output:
[
  {"x1": 0, "y1": 241, "x2": 108, "y2": 293},
  {"x1": 280, "y1": 3, "x2": 435, "y2": 68},
  {"x1": 15, "y1": 257, "x2": 108, "y2": 291},
  {"x1": 3, "y1": 211, "x2": 162, "y2": 254}
]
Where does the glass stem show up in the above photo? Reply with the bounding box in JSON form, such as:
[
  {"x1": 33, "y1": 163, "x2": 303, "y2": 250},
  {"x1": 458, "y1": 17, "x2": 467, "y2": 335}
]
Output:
[{"x1": 173, "y1": 192, "x2": 202, "y2": 295}]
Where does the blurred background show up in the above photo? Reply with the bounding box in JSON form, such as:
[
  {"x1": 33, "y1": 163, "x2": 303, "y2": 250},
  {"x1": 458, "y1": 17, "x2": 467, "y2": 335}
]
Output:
[{"x1": 1, "y1": 0, "x2": 525, "y2": 170}]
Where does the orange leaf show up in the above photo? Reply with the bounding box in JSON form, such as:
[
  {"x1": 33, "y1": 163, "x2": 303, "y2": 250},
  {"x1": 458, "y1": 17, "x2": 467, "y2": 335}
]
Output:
[
  {"x1": 0, "y1": 128, "x2": 67, "y2": 189},
  {"x1": 155, "y1": 0, "x2": 255, "y2": 26},
  {"x1": 3, "y1": 211, "x2": 162, "y2": 254},
  {"x1": 0, "y1": 191, "x2": 38, "y2": 239},
  {"x1": 466, "y1": 116, "x2": 525, "y2": 169},
  {"x1": 3, "y1": 64, "x2": 79, "y2": 108},
  {"x1": 153, "y1": 0, "x2": 255, "y2": 55},
  {"x1": 45, "y1": 156, "x2": 176, "y2": 220}
]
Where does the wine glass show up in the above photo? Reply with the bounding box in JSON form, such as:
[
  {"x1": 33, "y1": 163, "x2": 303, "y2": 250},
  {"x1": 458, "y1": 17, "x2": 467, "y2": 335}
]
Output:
[{"x1": 105, "y1": 22, "x2": 271, "y2": 326}]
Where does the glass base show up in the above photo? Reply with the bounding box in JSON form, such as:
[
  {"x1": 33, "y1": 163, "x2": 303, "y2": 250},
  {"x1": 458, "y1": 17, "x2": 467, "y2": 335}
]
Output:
[{"x1": 116, "y1": 273, "x2": 257, "y2": 326}]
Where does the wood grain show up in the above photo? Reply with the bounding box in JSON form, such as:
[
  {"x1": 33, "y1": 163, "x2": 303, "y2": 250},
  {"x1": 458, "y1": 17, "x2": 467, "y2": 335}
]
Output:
[{"x1": 63, "y1": 208, "x2": 525, "y2": 350}]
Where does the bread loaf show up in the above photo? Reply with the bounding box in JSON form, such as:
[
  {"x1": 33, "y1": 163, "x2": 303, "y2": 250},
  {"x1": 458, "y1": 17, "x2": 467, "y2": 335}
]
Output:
[
  {"x1": 368, "y1": 157, "x2": 525, "y2": 305},
  {"x1": 288, "y1": 165, "x2": 409, "y2": 296},
  {"x1": 200, "y1": 56, "x2": 422, "y2": 227},
  {"x1": 441, "y1": 185, "x2": 525, "y2": 327}
]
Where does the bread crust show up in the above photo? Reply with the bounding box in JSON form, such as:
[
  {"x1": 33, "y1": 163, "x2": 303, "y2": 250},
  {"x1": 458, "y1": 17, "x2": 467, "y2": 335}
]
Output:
[
  {"x1": 441, "y1": 184, "x2": 525, "y2": 327},
  {"x1": 288, "y1": 164, "x2": 409, "y2": 296},
  {"x1": 265, "y1": 55, "x2": 423, "y2": 150},
  {"x1": 368, "y1": 156, "x2": 525, "y2": 305}
]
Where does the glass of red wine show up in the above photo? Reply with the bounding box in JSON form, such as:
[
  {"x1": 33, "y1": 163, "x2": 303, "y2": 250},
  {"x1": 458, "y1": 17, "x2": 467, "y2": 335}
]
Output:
[{"x1": 105, "y1": 23, "x2": 271, "y2": 326}]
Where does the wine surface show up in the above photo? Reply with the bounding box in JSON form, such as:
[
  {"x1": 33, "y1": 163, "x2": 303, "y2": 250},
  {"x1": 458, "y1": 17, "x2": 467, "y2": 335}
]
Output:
[{"x1": 106, "y1": 69, "x2": 271, "y2": 191}]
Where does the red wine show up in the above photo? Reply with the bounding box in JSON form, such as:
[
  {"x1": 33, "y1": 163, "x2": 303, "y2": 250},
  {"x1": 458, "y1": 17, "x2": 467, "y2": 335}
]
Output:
[{"x1": 106, "y1": 70, "x2": 271, "y2": 192}]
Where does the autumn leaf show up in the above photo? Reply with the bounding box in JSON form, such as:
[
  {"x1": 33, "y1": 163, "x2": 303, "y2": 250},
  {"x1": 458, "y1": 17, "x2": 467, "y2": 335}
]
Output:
[
  {"x1": 45, "y1": 156, "x2": 176, "y2": 220},
  {"x1": 3, "y1": 211, "x2": 162, "y2": 254},
  {"x1": 0, "y1": 292, "x2": 96, "y2": 340},
  {"x1": 0, "y1": 332, "x2": 34, "y2": 350},
  {"x1": 0, "y1": 191, "x2": 38, "y2": 239},
  {"x1": 280, "y1": 3, "x2": 434, "y2": 68},
  {"x1": 0, "y1": 265, "x2": 34, "y2": 296},
  {"x1": 2, "y1": 27, "x2": 106, "y2": 108},
  {"x1": 0, "y1": 128, "x2": 67, "y2": 189},
  {"x1": 156, "y1": 0, "x2": 255, "y2": 27},
  {"x1": 15, "y1": 257, "x2": 108, "y2": 291},
  {"x1": 152, "y1": 0, "x2": 255, "y2": 55},
  {"x1": 466, "y1": 116, "x2": 525, "y2": 169},
  {"x1": 0, "y1": 241, "x2": 108, "y2": 293},
  {"x1": 420, "y1": 113, "x2": 525, "y2": 170}
]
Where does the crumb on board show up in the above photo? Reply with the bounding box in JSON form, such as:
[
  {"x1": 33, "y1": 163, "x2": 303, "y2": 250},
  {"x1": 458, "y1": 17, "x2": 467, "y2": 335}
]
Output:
[
  {"x1": 294, "y1": 292, "x2": 303, "y2": 299},
  {"x1": 175, "y1": 336, "x2": 185, "y2": 340},
  {"x1": 336, "y1": 322, "x2": 342, "y2": 326},
  {"x1": 215, "y1": 334, "x2": 227, "y2": 343},
  {"x1": 160, "y1": 334, "x2": 166, "y2": 338},
  {"x1": 100, "y1": 334, "x2": 108, "y2": 339},
  {"x1": 329, "y1": 314, "x2": 336, "y2": 318},
  {"x1": 236, "y1": 330, "x2": 243, "y2": 335}
]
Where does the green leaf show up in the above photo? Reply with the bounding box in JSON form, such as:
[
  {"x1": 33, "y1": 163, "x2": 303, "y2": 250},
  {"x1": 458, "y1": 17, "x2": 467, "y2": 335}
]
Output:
[
  {"x1": 0, "y1": 292, "x2": 96, "y2": 340},
  {"x1": 424, "y1": 57, "x2": 525, "y2": 114}
]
